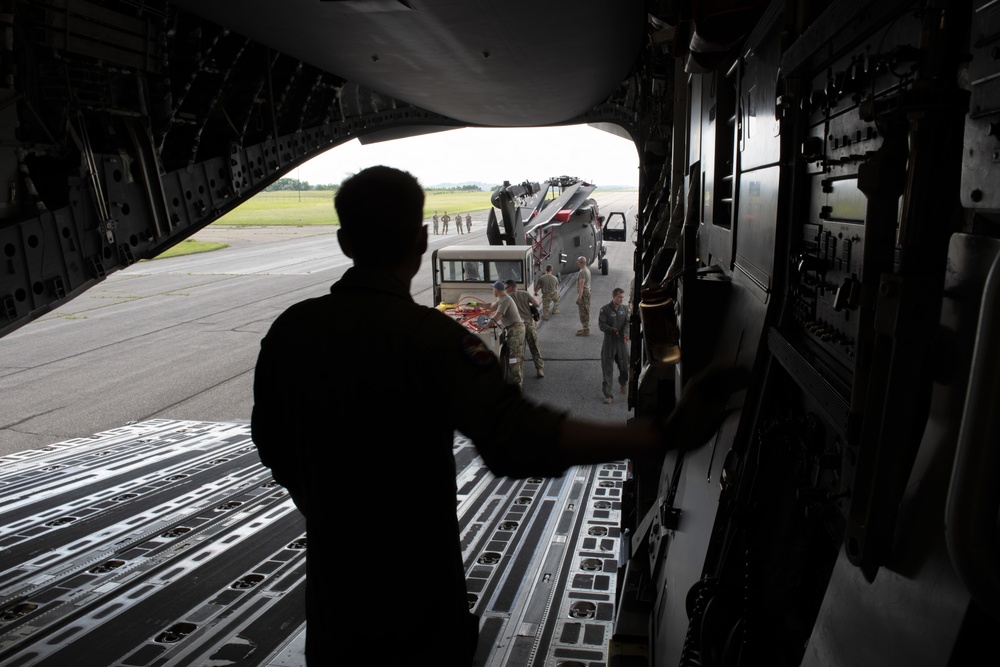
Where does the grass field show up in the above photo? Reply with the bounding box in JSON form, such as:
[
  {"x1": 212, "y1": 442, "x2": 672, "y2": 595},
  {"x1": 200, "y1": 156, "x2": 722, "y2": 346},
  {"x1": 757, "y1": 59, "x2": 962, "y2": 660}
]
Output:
[
  {"x1": 215, "y1": 190, "x2": 337, "y2": 226},
  {"x1": 422, "y1": 191, "x2": 495, "y2": 218},
  {"x1": 159, "y1": 186, "x2": 633, "y2": 259},
  {"x1": 215, "y1": 189, "x2": 496, "y2": 226},
  {"x1": 151, "y1": 239, "x2": 228, "y2": 260}
]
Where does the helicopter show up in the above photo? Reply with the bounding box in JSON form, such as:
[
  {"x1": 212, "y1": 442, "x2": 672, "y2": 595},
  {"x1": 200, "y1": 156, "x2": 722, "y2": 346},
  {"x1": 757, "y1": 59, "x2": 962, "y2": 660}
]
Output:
[{"x1": 485, "y1": 175, "x2": 611, "y2": 277}]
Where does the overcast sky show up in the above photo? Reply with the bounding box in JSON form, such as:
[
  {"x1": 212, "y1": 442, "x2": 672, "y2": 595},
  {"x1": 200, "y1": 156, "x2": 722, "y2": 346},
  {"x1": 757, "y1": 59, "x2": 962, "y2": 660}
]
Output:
[{"x1": 293, "y1": 125, "x2": 640, "y2": 189}]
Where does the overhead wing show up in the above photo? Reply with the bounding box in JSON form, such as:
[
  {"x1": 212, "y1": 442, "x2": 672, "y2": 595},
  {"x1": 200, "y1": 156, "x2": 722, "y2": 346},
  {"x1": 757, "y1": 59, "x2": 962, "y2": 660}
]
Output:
[{"x1": 524, "y1": 180, "x2": 597, "y2": 234}]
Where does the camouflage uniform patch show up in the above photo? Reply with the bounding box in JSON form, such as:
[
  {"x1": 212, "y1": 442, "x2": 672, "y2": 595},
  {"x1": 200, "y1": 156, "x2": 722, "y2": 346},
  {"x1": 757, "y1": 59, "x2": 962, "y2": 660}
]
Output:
[
  {"x1": 506, "y1": 323, "x2": 526, "y2": 387},
  {"x1": 524, "y1": 320, "x2": 543, "y2": 372},
  {"x1": 578, "y1": 291, "x2": 591, "y2": 329}
]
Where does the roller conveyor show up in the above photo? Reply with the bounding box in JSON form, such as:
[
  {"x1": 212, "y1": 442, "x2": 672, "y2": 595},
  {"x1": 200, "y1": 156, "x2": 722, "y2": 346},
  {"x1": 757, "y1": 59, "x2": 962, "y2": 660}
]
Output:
[{"x1": 0, "y1": 421, "x2": 628, "y2": 666}]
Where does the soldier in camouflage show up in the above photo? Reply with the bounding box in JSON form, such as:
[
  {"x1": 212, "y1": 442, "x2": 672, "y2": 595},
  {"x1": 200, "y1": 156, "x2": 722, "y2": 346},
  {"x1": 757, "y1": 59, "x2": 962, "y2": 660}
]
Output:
[
  {"x1": 575, "y1": 256, "x2": 592, "y2": 336},
  {"x1": 534, "y1": 264, "x2": 560, "y2": 320},
  {"x1": 505, "y1": 279, "x2": 544, "y2": 378},
  {"x1": 483, "y1": 280, "x2": 525, "y2": 388}
]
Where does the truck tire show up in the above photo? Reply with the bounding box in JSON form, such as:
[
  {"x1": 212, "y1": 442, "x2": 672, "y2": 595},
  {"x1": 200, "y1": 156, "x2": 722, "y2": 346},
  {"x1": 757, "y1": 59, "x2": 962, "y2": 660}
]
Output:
[{"x1": 601, "y1": 257, "x2": 609, "y2": 275}]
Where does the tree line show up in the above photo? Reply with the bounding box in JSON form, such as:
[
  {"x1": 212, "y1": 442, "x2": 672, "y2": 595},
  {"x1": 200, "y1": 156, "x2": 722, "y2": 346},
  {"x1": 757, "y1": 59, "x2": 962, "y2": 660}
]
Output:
[
  {"x1": 264, "y1": 178, "x2": 337, "y2": 191},
  {"x1": 264, "y1": 178, "x2": 489, "y2": 192},
  {"x1": 430, "y1": 184, "x2": 485, "y2": 192}
]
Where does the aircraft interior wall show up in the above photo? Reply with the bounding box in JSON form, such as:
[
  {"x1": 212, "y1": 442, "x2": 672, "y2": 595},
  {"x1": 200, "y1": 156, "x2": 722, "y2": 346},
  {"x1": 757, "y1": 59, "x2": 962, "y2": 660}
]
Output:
[
  {"x1": 0, "y1": 1, "x2": 469, "y2": 338},
  {"x1": 622, "y1": 1, "x2": 1000, "y2": 665}
]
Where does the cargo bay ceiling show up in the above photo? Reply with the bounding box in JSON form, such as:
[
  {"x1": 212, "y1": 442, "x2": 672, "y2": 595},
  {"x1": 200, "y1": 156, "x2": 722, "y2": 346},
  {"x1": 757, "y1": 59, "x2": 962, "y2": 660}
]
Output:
[
  {"x1": 170, "y1": 0, "x2": 646, "y2": 128},
  {"x1": 1, "y1": 0, "x2": 683, "y2": 338}
]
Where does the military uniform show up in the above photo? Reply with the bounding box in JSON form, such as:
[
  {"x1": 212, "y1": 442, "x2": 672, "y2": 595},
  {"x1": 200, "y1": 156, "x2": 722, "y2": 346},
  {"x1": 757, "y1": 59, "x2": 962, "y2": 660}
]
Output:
[
  {"x1": 456, "y1": 211, "x2": 464, "y2": 234},
  {"x1": 432, "y1": 211, "x2": 440, "y2": 235},
  {"x1": 465, "y1": 214, "x2": 472, "y2": 233},
  {"x1": 535, "y1": 272, "x2": 560, "y2": 319},
  {"x1": 510, "y1": 288, "x2": 544, "y2": 377},
  {"x1": 598, "y1": 297, "x2": 629, "y2": 401},
  {"x1": 442, "y1": 212, "x2": 450, "y2": 234},
  {"x1": 252, "y1": 267, "x2": 566, "y2": 665},
  {"x1": 491, "y1": 292, "x2": 525, "y2": 387},
  {"x1": 576, "y1": 263, "x2": 592, "y2": 334}
]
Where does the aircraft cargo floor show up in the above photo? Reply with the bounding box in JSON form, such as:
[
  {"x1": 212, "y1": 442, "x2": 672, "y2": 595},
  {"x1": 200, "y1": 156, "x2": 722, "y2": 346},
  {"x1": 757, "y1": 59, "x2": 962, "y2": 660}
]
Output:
[{"x1": 0, "y1": 420, "x2": 629, "y2": 666}]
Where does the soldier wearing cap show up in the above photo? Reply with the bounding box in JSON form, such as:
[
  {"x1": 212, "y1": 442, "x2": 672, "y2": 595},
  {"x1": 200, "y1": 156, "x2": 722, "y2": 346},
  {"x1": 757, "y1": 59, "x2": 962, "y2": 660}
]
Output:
[{"x1": 483, "y1": 279, "x2": 525, "y2": 387}]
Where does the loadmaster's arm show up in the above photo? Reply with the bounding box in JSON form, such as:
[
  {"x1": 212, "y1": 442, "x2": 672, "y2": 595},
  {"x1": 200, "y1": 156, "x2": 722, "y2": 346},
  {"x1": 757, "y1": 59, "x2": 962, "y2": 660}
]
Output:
[{"x1": 553, "y1": 365, "x2": 747, "y2": 466}]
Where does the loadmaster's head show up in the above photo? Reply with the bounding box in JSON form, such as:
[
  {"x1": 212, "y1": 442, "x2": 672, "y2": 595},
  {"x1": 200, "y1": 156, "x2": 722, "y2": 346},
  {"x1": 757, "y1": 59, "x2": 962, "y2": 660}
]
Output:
[{"x1": 335, "y1": 165, "x2": 426, "y2": 268}]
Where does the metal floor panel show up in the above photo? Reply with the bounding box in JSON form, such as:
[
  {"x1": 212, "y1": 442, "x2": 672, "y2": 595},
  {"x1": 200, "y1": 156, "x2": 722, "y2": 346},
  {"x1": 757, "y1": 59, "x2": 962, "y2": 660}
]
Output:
[{"x1": 0, "y1": 422, "x2": 626, "y2": 666}]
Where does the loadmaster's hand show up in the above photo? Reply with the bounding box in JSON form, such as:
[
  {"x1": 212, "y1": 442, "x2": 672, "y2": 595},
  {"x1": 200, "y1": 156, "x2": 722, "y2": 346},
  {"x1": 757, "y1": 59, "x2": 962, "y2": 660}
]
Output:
[{"x1": 660, "y1": 364, "x2": 749, "y2": 453}]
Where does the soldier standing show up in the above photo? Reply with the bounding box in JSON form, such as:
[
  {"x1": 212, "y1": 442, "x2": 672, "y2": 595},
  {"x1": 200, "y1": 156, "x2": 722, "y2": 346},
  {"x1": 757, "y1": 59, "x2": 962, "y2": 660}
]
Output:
[
  {"x1": 598, "y1": 287, "x2": 629, "y2": 404},
  {"x1": 465, "y1": 213, "x2": 472, "y2": 233},
  {"x1": 506, "y1": 279, "x2": 544, "y2": 378},
  {"x1": 442, "y1": 211, "x2": 450, "y2": 234},
  {"x1": 483, "y1": 280, "x2": 525, "y2": 388},
  {"x1": 456, "y1": 211, "x2": 464, "y2": 234},
  {"x1": 432, "y1": 211, "x2": 440, "y2": 235},
  {"x1": 575, "y1": 256, "x2": 592, "y2": 336},
  {"x1": 534, "y1": 264, "x2": 560, "y2": 320}
]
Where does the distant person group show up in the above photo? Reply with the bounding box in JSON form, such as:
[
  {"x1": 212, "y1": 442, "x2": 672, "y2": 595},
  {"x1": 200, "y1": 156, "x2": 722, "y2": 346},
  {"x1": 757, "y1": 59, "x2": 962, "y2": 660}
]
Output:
[
  {"x1": 480, "y1": 256, "x2": 616, "y2": 396},
  {"x1": 432, "y1": 210, "x2": 473, "y2": 234}
]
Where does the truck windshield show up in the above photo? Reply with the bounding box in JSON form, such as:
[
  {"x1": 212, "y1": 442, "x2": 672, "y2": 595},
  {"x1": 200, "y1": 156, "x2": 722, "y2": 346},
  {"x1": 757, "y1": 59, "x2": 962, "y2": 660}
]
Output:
[
  {"x1": 441, "y1": 260, "x2": 486, "y2": 282},
  {"x1": 491, "y1": 260, "x2": 523, "y2": 283},
  {"x1": 439, "y1": 259, "x2": 522, "y2": 284}
]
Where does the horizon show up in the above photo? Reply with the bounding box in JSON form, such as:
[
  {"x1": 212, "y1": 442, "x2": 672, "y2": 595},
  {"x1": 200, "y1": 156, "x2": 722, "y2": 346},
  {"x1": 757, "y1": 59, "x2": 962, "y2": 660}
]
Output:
[
  {"x1": 267, "y1": 176, "x2": 640, "y2": 191},
  {"x1": 293, "y1": 125, "x2": 642, "y2": 190}
]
